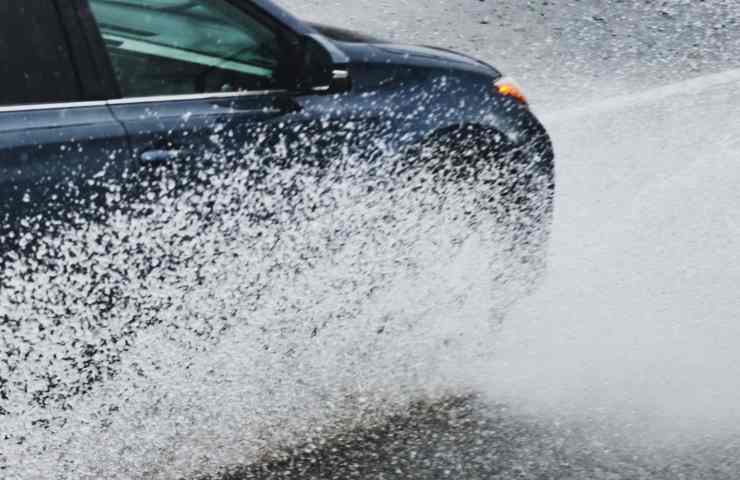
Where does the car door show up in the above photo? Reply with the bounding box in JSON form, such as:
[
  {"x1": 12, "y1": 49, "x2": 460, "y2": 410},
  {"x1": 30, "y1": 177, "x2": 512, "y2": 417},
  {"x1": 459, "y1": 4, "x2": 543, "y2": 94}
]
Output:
[
  {"x1": 0, "y1": 1, "x2": 132, "y2": 266},
  {"x1": 82, "y1": 0, "x2": 312, "y2": 204}
]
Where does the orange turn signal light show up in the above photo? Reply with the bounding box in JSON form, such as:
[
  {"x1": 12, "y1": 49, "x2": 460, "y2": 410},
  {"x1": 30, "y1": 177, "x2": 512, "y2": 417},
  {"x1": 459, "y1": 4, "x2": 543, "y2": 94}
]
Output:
[{"x1": 495, "y1": 78, "x2": 528, "y2": 105}]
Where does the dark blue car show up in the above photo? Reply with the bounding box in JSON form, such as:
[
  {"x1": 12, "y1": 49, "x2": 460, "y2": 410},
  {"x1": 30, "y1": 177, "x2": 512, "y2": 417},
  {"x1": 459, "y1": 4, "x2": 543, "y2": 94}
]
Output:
[
  {"x1": 0, "y1": 0, "x2": 553, "y2": 258},
  {"x1": 0, "y1": 0, "x2": 556, "y2": 452}
]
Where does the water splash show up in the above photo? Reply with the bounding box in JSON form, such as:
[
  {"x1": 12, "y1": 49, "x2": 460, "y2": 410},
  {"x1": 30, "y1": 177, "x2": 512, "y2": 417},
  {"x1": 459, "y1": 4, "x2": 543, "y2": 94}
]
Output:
[{"x1": 0, "y1": 140, "x2": 548, "y2": 478}]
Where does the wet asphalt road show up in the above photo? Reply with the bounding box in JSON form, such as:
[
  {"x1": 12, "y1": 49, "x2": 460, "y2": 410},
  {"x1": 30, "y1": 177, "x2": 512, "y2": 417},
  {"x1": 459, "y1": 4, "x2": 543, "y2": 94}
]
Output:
[{"x1": 211, "y1": 397, "x2": 740, "y2": 480}]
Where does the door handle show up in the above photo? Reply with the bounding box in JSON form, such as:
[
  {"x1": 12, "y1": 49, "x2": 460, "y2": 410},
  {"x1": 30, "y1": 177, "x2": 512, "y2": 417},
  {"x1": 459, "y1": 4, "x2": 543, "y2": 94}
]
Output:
[{"x1": 139, "y1": 149, "x2": 183, "y2": 164}]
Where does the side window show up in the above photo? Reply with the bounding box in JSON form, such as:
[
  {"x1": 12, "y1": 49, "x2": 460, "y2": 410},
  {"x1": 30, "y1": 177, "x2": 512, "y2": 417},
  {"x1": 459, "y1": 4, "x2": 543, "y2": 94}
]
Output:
[
  {"x1": 0, "y1": 2, "x2": 82, "y2": 106},
  {"x1": 88, "y1": 0, "x2": 286, "y2": 97}
]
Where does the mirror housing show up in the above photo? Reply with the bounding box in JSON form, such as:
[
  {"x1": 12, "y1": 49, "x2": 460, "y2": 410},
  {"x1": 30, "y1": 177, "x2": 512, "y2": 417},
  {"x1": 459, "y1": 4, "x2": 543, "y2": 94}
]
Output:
[{"x1": 294, "y1": 34, "x2": 352, "y2": 94}]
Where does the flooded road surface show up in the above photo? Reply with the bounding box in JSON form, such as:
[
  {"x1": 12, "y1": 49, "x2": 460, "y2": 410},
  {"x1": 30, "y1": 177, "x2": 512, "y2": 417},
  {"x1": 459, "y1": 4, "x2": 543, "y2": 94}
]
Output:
[{"x1": 217, "y1": 396, "x2": 740, "y2": 480}]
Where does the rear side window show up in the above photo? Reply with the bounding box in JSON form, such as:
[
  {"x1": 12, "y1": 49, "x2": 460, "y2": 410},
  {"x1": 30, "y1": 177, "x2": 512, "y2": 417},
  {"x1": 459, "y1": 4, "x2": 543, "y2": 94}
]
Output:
[
  {"x1": 0, "y1": 2, "x2": 82, "y2": 106},
  {"x1": 88, "y1": 0, "x2": 285, "y2": 97}
]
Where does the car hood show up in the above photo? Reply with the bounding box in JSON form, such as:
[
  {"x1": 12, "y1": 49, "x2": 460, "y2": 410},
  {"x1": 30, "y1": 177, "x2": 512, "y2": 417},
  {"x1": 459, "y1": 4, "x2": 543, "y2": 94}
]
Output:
[
  {"x1": 308, "y1": 22, "x2": 386, "y2": 44},
  {"x1": 308, "y1": 22, "x2": 500, "y2": 78}
]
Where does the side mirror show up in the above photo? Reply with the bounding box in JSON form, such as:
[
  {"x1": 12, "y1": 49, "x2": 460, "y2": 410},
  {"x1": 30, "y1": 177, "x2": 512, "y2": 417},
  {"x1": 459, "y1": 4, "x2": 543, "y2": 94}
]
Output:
[{"x1": 296, "y1": 35, "x2": 351, "y2": 94}]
